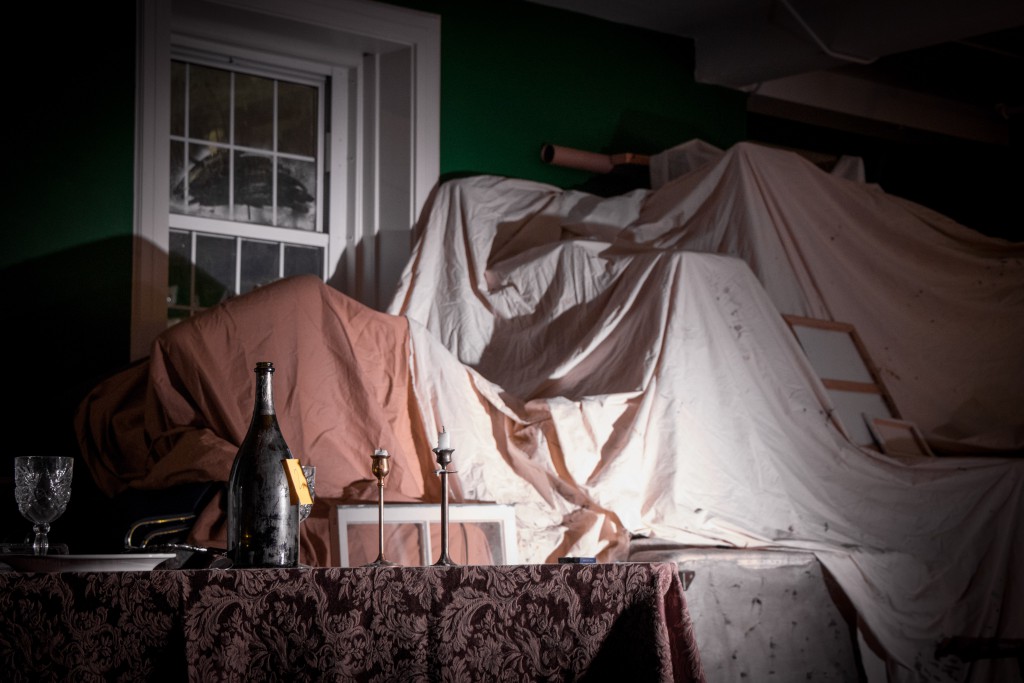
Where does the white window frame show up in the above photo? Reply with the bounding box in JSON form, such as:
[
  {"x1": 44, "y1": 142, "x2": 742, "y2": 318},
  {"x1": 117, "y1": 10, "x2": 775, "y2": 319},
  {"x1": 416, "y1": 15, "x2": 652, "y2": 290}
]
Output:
[
  {"x1": 168, "y1": 44, "x2": 331, "y2": 236},
  {"x1": 133, "y1": 0, "x2": 439, "y2": 360},
  {"x1": 167, "y1": 46, "x2": 333, "y2": 321}
]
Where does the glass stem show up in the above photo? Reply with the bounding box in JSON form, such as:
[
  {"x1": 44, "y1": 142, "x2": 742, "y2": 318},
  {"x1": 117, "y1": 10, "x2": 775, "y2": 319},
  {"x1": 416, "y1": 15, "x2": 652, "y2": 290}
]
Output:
[{"x1": 32, "y1": 523, "x2": 50, "y2": 556}]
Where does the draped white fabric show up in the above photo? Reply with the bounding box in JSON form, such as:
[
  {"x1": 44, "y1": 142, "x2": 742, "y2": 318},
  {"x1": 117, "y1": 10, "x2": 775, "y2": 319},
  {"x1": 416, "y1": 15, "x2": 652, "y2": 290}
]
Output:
[{"x1": 388, "y1": 142, "x2": 1024, "y2": 681}]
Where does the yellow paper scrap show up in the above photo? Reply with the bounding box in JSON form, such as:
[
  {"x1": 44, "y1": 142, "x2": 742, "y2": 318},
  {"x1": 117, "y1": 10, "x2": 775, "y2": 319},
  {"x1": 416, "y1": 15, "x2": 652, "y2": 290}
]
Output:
[{"x1": 282, "y1": 458, "x2": 314, "y2": 506}]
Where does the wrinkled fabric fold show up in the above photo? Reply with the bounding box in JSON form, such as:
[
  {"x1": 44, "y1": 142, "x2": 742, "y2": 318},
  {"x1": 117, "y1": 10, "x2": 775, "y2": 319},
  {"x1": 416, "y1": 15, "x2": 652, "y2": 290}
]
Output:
[{"x1": 388, "y1": 145, "x2": 1024, "y2": 681}]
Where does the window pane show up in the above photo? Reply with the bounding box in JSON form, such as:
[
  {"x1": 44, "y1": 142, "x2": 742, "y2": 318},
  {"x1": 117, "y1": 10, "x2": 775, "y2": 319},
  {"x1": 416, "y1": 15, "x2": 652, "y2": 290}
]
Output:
[
  {"x1": 170, "y1": 58, "x2": 323, "y2": 233},
  {"x1": 284, "y1": 245, "x2": 323, "y2": 278},
  {"x1": 189, "y1": 64, "x2": 231, "y2": 143},
  {"x1": 170, "y1": 141, "x2": 187, "y2": 213},
  {"x1": 234, "y1": 151, "x2": 274, "y2": 225},
  {"x1": 240, "y1": 239, "x2": 279, "y2": 294},
  {"x1": 278, "y1": 158, "x2": 316, "y2": 230},
  {"x1": 235, "y1": 73, "x2": 274, "y2": 151},
  {"x1": 278, "y1": 81, "x2": 317, "y2": 157},
  {"x1": 168, "y1": 229, "x2": 192, "y2": 307},
  {"x1": 195, "y1": 234, "x2": 236, "y2": 307},
  {"x1": 171, "y1": 61, "x2": 186, "y2": 138},
  {"x1": 188, "y1": 145, "x2": 231, "y2": 218}
]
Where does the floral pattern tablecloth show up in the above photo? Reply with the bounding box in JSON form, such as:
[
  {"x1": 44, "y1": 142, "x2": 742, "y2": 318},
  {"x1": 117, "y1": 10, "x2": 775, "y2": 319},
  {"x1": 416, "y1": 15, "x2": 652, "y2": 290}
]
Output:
[{"x1": 0, "y1": 562, "x2": 703, "y2": 682}]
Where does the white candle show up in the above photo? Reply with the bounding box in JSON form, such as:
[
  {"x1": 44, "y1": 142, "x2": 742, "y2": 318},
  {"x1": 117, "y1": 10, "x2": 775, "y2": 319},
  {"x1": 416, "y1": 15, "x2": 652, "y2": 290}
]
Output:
[{"x1": 438, "y1": 427, "x2": 451, "y2": 450}]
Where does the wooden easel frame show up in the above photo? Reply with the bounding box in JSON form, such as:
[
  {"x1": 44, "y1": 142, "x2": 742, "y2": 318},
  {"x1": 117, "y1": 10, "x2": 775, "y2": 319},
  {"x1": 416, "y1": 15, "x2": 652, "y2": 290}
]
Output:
[{"x1": 783, "y1": 315, "x2": 900, "y2": 445}]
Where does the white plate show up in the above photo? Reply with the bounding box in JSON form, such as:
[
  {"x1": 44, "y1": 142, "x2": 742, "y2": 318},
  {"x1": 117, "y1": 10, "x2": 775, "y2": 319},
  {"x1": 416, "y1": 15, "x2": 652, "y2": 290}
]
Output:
[{"x1": 0, "y1": 553, "x2": 176, "y2": 573}]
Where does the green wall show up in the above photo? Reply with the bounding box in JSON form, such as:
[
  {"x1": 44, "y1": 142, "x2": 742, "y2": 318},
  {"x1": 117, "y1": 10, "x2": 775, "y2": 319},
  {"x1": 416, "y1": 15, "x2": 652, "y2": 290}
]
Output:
[
  {"x1": 6, "y1": 15, "x2": 136, "y2": 271},
  {"x1": 425, "y1": 0, "x2": 745, "y2": 187},
  {"x1": 2, "y1": 5, "x2": 138, "y2": 543},
  {"x1": 4, "y1": 5, "x2": 136, "y2": 434}
]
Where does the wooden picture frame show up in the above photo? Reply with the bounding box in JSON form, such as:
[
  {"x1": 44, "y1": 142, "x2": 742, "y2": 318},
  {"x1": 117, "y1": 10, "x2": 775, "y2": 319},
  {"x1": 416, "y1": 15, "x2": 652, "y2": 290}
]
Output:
[
  {"x1": 864, "y1": 416, "x2": 935, "y2": 458},
  {"x1": 783, "y1": 315, "x2": 900, "y2": 446},
  {"x1": 335, "y1": 502, "x2": 518, "y2": 567}
]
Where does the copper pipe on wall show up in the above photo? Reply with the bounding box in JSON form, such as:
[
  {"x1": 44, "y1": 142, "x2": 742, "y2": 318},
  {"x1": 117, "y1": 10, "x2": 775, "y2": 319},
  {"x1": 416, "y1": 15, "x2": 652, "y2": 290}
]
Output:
[
  {"x1": 540, "y1": 144, "x2": 650, "y2": 173},
  {"x1": 540, "y1": 144, "x2": 614, "y2": 173}
]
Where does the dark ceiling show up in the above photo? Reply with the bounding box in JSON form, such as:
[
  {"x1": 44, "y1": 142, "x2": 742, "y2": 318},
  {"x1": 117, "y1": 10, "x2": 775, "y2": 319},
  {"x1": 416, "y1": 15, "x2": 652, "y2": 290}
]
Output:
[
  {"x1": 531, "y1": 0, "x2": 1024, "y2": 146},
  {"x1": 527, "y1": 0, "x2": 1024, "y2": 238},
  {"x1": 838, "y1": 25, "x2": 1024, "y2": 116}
]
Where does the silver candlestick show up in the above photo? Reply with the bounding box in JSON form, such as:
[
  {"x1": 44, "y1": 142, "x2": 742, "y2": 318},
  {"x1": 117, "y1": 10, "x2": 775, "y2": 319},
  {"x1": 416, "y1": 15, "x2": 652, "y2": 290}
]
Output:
[{"x1": 432, "y1": 427, "x2": 457, "y2": 566}]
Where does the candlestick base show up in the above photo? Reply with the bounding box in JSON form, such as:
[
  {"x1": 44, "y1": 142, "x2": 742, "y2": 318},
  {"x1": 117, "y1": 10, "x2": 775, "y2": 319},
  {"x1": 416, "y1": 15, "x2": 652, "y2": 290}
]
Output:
[{"x1": 366, "y1": 556, "x2": 400, "y2": 567}]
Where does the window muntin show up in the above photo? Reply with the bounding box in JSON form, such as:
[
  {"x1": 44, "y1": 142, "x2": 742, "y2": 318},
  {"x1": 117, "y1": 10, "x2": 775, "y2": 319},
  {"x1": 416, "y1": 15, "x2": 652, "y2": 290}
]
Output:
[
  {"x1": 168, "y1": 228, "x2": 325, "y2": 319},
  {"x1": 167, "y1": 54, "x2": 328, "y2": 322},
  {"x1": 169, "y1": 59, "x2": 321, "y2": 232}
]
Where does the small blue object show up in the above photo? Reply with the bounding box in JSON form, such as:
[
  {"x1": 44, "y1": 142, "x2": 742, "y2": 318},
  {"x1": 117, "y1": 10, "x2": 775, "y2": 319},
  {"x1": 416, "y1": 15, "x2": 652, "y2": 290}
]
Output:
[{"x1": 558, "y1": 556, "x2": 596, "y2": 564}]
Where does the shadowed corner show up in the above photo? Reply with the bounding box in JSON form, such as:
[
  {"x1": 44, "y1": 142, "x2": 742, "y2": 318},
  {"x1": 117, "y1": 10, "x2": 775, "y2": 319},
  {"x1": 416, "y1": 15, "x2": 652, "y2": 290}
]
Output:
[{"x1": 579, "y1": 600, "x2": 667, "y2": 682}]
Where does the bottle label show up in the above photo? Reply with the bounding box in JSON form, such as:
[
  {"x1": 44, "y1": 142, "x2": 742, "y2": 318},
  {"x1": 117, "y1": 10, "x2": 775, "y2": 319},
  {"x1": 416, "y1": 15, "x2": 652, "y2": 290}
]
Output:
[{"x1": 282, "y1": 459, "x2": 314, "y2": 505}]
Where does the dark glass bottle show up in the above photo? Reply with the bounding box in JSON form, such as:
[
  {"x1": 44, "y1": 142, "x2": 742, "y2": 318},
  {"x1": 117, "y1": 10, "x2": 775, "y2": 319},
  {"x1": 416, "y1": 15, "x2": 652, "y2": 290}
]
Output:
[{"x1": 227, "y1": 361, "x2": 299, "y2": 568}]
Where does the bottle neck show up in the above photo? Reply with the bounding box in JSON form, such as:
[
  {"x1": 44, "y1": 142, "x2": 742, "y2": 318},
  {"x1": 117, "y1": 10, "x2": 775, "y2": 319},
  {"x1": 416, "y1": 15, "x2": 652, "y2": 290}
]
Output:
[{"x1": 253, "y1": 366, "x2": 276, "y2": 416}]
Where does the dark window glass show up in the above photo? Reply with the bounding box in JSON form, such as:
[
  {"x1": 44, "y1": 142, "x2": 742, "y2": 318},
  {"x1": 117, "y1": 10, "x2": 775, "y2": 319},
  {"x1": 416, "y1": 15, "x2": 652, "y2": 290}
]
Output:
[
  {"x1": 284, "y1": 245, "x2": 323, "y2": 278},
  {"x1": 195, "y1": 233, "x2": 236, "y2": 306},
  {"x1": 240, "y1": 239, "x2": 280, "y2": 294}
]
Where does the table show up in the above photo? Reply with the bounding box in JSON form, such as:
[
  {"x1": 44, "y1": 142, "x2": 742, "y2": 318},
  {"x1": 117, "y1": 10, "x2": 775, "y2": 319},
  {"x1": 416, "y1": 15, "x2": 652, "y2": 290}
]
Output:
[{"x1": 0, "y1": 562, "x2": 703, "y2": 682}]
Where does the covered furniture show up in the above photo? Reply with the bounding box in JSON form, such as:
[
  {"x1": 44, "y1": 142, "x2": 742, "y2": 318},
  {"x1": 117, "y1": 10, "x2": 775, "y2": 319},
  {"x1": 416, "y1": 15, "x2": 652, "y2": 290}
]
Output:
[
  {"x1": 386, "y1": 141, "x2": 1024, "y2": 682},
  {"x1": 75, "y1": 274, "x2": 433, "y2": 567}
]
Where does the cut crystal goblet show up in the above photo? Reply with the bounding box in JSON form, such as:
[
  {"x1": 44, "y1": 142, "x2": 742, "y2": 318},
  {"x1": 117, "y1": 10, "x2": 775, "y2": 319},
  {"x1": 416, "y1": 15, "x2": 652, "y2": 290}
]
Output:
[{"x1": 14, "y1": 456, "x2": 73, "y2": 555}]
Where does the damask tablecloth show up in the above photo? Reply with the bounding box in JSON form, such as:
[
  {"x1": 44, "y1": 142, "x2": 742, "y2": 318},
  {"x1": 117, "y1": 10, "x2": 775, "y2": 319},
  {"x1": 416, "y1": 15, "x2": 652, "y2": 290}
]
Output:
[{"x1": 0, "y1": 562, "x2": 703, "y2": 682}]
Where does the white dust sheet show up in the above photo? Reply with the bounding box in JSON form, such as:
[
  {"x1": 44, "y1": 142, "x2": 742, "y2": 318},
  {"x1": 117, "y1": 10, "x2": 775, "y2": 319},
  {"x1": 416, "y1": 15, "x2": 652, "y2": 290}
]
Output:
[{"x1": 388, "y1": 142, "x2": 1024, "y2": 681}]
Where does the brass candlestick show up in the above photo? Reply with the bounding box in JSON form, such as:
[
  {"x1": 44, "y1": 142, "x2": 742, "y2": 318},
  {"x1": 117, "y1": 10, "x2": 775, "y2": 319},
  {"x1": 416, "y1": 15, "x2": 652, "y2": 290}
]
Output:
[
  {"x1": 366, "y1": 448, "x2": 398, "y2": 567},
  {"x1": 433, "y1": 428, "x2": 457, "y2": 566}
]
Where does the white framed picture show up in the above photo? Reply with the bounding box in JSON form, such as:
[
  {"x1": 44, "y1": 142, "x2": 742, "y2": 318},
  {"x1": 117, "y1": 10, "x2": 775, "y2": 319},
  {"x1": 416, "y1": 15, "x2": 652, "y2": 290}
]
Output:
[{"x1": 335, "y1": 502, "x2": 518, "y2": 567}]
